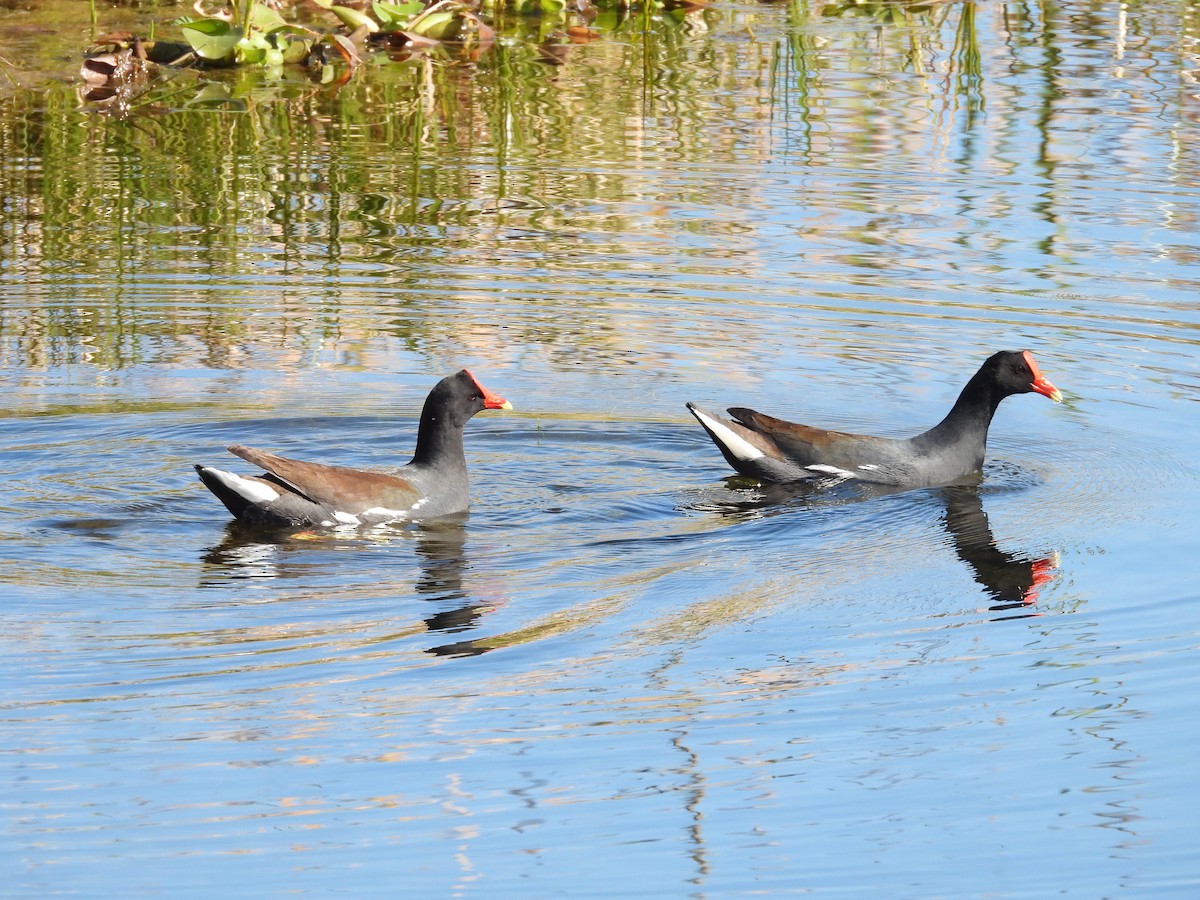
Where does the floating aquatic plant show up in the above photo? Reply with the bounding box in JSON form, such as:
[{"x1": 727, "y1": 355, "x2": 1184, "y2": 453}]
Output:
[{"x1": 79, "y1": 0, "x2": 711, "y2": 107}]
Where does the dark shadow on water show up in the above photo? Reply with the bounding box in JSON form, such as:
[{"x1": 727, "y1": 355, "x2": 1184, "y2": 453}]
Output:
[
  {"x1": 40, "y1": 516, "x2": 128, "y2": 542},
  {"x1": 199, "y1": 515, "x2": 496, "y2": 657}
]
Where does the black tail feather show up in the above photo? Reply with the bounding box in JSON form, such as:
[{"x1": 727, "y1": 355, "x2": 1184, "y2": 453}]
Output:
[{"x1": 195, "y1": 465, "x2": 252, "y2": 519}]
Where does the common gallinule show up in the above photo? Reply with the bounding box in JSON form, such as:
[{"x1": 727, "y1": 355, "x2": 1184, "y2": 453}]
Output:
[
  {"x1": 195, "y1": 369, "x2": 511, "y2": 528},
  {"x1": 687, "y1": 350, "x2": 1062, "y2": 487}
]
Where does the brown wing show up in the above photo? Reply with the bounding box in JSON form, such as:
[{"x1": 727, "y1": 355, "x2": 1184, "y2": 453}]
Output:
[
  {"x1": 727, "y1": 408, "x2": 895, "y2": 468},
  {"x1": 228, "y1": 445, "x2": 422, "y2": 514}
]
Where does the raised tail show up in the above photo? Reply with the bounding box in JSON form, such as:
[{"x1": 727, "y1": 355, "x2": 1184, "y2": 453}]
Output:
[
  {"x1": 686, "y1": 402, "x2": 770, "y2": 468},
  {"x1": 194, "y1": 464, "x2": 276, "y2": 519}
]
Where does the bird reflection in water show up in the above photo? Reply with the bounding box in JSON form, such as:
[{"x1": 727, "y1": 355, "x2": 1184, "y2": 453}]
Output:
[
  {"x1": 200, "y1": 515, "x2": 499, "y2": 655},
  {"x1": 411, "y1": 519, "x2": 496, "y2": 657},
  {"x1": 703, "y1": 477, "x2": 1058, "y2": 618},
  {"x1": 938, "y1": 484, "x2": 1057, "y2": 615}
]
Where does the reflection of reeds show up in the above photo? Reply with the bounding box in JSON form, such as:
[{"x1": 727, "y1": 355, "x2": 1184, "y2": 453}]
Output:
[
  {"x1": 1, "y1": 1, "x2": 1198, "y2": 374},
  {"x1": 948, "y1": 1, "x2": 981, "y2": 120}
]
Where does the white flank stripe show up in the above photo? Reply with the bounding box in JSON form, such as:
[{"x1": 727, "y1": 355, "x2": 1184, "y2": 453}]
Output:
[
  {"x1": 806, "y1": 464, "x2": 855, "y2": 479},
  {"x1": 691, "y1": 407, "x2": 764, "y2": 462},
  {"x1": 207, "y1": 467, "x2": 280, "y2": 503},
  {"x1": 363, "y1": 506, "x2": 406, "y2": 520},
  {"x1": 333, "y1": 510, "x2": 361, "y2": 525}
]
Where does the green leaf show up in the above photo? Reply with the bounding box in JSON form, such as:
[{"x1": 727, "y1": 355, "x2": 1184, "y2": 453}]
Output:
[
  {"x1": 248, "y1": 2, "x2": 289, "y2": 34},
  {"x1": 329, "y1": 5, "x2": 381, "y2": 32},
  {"x1": 277, "y1": 35, "x2": 312, "y2": 64},
  {"x1": 235, "y1": 39, "x2": 267, "y2": 64},
  {"x1": 187, "y1": 82, "x2": 235, "y2": 106},
  {"x1": 179, "y1": 19, "x2": 245, "y2": 61},
  {"x1": 409, "y1": 10, "x2": 461, "y2": 40},
  {"x1": 372, "y1": 0, "x2": 423, "y2": 28},
  {"x1": 591, "y1": 9, "x2": 623, "y2": 30},
  {"x1": 511, "y1": 0, "x2": 559, "y2": 14}
]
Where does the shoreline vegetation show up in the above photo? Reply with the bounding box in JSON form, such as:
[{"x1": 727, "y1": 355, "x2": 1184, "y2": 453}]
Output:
[{"x1": 77, "y1": 0, "x2": 952, "y2": 110}]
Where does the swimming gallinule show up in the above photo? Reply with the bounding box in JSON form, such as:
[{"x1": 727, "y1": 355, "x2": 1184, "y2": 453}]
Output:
[
  {"x1": 687, "y1": 350, "x2": 1062, "y2": 487},
  {"x1": 195, "y1": 369, "x2": 511, "y2": 528}
]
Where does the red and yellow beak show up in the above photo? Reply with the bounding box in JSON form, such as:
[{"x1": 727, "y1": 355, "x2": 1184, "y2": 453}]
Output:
[
  {"x1": 1023, "y1": 351, "x2": 1063, "y2": 402},
  {"x1": 465, "y1": 369, "x2": 513, "y2": 410}
]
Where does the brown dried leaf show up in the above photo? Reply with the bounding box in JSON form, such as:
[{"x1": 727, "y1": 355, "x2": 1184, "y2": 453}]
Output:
[
  {"x1": 80, "y1": 48, "x2": 151, "y2": 93},
  {"x1": 79, "y1": 47, "x2": 159, "y2": 107},
  {"x1": 81, "y1": 54, "x2": 119, "y2": 86},
  {"x1": 565, "y1": 25, "x2": 599, "y2": 43},
  {"x1": 325, "y1": 32, "x2": 363, "y2": 66}
]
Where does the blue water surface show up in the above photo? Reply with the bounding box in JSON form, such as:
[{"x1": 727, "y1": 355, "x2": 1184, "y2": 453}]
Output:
[{"x1": 2, "y1": 0, "x2": 1199, "y2": 895}]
